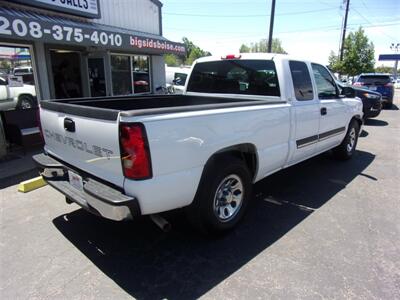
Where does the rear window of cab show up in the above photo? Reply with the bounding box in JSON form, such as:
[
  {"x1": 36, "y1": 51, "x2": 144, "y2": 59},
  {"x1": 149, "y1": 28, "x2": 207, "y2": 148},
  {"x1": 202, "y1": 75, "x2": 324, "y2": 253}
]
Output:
[{"x1": 187, "y1": 60, "x2": 280, "y2": 97}]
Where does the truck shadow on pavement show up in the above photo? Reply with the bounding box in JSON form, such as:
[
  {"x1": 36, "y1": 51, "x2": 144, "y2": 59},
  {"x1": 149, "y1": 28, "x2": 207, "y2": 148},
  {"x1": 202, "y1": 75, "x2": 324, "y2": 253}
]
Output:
[
  {"x1": 364, "y1": 119, "x2": 388, "y2": 126},
  {"x1": 52, "y1": 150, "x2": 375, "y2": 300}
]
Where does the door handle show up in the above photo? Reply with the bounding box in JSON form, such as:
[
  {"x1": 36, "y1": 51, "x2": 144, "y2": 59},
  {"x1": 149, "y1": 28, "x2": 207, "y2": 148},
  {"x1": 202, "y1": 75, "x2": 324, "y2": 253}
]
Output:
[
  {"x1": 64, "y1": 118, "x2": 75, "y2": 132},
  {"x1": 320, "y1": 107, "x2": 327, "y2": 116}
]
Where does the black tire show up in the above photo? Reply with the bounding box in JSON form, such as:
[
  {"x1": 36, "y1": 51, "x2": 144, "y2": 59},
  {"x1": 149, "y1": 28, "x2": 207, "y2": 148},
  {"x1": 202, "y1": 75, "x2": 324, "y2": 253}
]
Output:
[
  {"x1": 385, "y1": 102, "x2": 393, "y2": 109},
  {"x1": 186, "y1": 155, "x2": 253, "y2": 235},
  {"x1": 17, "y1": 95, "x2": 34, "y2": 110},
  {"x1": 333, "y1": 120, "x2": 360, "y2": 160}
]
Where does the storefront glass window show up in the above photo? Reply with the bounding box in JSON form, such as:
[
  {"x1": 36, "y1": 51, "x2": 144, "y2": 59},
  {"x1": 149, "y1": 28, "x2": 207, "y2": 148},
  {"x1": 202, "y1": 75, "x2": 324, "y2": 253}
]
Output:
[
  {"x1": 132, "y1": 55, "x2": 150, "y2": 94},
  {"x1": 111, "y1": 55, "x2": 132, "y2": 96}
]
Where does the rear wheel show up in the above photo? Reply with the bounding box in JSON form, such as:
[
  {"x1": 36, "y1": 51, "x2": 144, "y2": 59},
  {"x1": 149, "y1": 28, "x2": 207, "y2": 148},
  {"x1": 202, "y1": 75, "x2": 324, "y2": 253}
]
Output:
[
  {"x1": 333, "y1": 120, "x2": 360, "y2": 160},
  {"x1": 186, "y1": 156, "x2": 252, "y2": 235}
]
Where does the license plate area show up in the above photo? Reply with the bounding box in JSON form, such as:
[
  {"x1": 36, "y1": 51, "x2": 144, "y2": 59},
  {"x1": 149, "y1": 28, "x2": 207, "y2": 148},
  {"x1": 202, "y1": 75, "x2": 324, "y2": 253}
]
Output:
[{"x1": 68, "y1": 170, "x2": 84, "y2": 191}]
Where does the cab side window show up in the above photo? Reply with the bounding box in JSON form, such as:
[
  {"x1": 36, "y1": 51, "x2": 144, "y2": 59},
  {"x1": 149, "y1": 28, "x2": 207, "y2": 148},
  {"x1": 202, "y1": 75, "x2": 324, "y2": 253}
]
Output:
[
  {"x1": 311, "y1": 63, "x2": 338, "y2": 99},
  {"x1": 289, "y1": 61, "x2": 314, "y2": 101}
]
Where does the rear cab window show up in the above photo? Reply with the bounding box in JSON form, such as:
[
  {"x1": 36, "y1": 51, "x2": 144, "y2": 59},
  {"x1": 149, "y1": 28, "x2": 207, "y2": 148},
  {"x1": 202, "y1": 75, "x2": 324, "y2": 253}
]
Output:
[
  {"x1": 187, "y1": 59, "x2": 280, "y2": 97},
  {"x1": 289, "y1": 61, "x2": 314, "y2": 101}
]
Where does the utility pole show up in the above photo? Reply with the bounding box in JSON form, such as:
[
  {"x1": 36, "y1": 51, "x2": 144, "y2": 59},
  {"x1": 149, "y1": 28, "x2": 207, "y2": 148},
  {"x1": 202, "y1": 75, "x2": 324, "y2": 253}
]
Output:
[
  {"x1": 339, "y1": 0, "x2": 350, "y2": 61},
  {"x1": 267, "y1": 0, "x2": 276, "y2": 53}
]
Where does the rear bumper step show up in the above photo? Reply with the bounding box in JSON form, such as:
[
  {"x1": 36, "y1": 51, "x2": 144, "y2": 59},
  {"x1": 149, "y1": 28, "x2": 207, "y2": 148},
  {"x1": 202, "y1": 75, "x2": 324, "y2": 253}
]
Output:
[{"x1": 32, "y1": 153, "x2": 141, "y2": 221}]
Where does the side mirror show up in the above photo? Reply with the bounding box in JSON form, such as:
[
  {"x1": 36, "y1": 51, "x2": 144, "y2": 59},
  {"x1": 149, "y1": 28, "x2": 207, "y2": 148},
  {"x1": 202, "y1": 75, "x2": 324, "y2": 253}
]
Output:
[
  {"x1": 173, "y1": 77, "x2": 182, "y2": 85},
  {"x1": 341, "y1": 86, "x2": 355, "y2": 98}
]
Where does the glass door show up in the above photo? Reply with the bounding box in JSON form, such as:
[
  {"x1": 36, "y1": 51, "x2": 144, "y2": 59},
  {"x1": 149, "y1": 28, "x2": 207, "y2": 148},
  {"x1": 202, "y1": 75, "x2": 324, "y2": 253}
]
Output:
[
  {"x1": 88, "y1": 58, "x2": 106, "y2": 97},
  {"x1": 50, "y1": 50, "x2": 83, "y2": 99}
]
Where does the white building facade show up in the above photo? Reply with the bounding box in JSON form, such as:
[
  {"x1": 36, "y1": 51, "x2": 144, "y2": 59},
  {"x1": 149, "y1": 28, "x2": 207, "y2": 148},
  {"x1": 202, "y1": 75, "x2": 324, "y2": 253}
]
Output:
[{"x1": 0, "y1": 0, "x2": 185, "y2": 100}]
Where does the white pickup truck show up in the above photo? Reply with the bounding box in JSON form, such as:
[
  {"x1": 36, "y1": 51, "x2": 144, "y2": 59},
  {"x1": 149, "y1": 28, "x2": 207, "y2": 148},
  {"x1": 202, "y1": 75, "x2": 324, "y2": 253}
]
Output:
[
  {"x1": 0, "y1": 76, "x2": 37, "y2": 110},
  {"x1": 34, "y1": 54, "x2": 363, "y2": 234}
]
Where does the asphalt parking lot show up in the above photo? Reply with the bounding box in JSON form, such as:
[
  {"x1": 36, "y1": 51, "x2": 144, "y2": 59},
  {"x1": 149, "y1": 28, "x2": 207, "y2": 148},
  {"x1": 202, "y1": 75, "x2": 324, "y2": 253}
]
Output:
[{"x1": 1, "y1": 91, "x2": 399, "y2": 299}]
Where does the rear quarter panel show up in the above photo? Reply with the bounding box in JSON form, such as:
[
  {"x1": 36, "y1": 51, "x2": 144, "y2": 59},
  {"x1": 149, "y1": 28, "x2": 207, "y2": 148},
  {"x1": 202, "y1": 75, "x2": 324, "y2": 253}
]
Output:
[{"x1": 120, "y1": 103, "x2": 291, "y2": 214}]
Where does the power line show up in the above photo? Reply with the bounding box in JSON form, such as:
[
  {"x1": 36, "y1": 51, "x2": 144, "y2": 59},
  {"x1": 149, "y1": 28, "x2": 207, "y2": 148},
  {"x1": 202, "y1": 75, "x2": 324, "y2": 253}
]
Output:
[
  {"x1": 164, "y1": 21, "x2": 400, "y2": 36},
  {"x1": 351, "y1": 6, "x2": 398, "y2": 41},
  {"x1": 163, "y1": 7, "x2": 335, "y2": 18}
]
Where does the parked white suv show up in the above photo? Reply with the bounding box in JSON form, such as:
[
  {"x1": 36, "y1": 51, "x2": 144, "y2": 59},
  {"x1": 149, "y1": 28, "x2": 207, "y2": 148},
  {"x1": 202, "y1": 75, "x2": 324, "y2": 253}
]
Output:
[{"x1": 34, "y1": 53, "x2": 363, "y2": 234}]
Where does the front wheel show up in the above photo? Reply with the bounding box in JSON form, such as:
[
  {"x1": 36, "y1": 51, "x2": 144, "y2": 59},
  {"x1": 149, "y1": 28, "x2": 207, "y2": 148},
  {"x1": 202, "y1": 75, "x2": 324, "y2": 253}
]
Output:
[
  {"x1": 186, "y1": 156, "x2": 252, "y2": 235},
  {"x1": 333, "y1": 120, "x2": 360, "y2": 160}
]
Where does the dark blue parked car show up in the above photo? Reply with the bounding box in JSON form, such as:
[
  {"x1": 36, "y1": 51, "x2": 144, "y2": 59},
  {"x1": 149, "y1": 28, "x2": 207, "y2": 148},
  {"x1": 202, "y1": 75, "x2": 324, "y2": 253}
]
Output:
[{"x1": 353, "y1": 73, "x2": 394, "y2": 108}]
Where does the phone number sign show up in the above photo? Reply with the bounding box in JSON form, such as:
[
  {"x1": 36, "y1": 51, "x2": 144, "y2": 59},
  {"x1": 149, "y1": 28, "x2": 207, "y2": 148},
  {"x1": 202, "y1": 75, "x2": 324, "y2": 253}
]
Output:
[{"x1": 0, "y1": 13, "x2": 186, "y2": 55}]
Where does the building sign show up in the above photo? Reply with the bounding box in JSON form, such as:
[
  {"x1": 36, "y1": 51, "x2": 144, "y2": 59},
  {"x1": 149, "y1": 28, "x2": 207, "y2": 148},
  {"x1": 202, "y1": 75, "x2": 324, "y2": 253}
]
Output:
[
  {"x1": 8, "y1": 0, "x2": 101, "y2": 19},
  {"x1": 379, "y1": 54, "x2": 400, "y2": 61},
  {"x1": 0, "y1": 12, "x2": 186, "y2": 55}
]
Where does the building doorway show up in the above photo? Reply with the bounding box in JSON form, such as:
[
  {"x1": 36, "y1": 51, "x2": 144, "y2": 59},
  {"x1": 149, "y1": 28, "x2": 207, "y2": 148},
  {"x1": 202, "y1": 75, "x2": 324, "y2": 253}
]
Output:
[
  {"x1": 0, "y1": 44, "x2": 38, "y2": 111},
  {"x1": 50, "y1": 50, "x2": 83, "y2": 99}
]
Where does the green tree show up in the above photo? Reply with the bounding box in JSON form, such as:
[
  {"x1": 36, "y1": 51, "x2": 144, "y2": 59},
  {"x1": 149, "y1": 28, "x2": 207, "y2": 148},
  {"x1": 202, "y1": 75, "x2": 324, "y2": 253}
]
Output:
[
  {"x1": 328, "y1": 51, "x2": 342, "y2": 73},
  {"x1": 375, "y1": 65, "x2": 393, "y2": 73},
  {"x1": 239, "y1": 38, "x2": 287, "y2": 54},
  {"x1": 330, "y1": 27, "x2": 375, "y2": 76},
  {"x1": 182, "y1": 37, "x2": 211, "y2": 65},
  {"x1": 239, "y1": 44, "x2": 250, "y2": 53},
  {"x1": 164, "y1": 54, "x2": 181, "y2": 67}
]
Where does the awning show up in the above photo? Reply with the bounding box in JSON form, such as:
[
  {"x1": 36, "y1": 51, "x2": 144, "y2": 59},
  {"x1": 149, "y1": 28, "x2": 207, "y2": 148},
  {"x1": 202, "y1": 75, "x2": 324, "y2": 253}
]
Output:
[{"x1": 0, "y1": 6, "x2": 185, "y2": 55}]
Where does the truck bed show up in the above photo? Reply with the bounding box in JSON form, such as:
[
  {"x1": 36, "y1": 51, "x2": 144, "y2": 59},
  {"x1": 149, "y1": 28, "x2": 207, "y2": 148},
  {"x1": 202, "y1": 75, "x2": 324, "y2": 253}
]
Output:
[{"x1": 40, "y1": 94, "x2": 283, "y2": 120}]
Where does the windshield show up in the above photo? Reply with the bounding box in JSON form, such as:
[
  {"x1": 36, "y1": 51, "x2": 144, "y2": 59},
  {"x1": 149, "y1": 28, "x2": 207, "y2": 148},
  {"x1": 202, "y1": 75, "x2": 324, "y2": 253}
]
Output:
[
  {"x1": 187, "y1": 59, "x2": 280, "y2": 96},
  {"x1": 358, "y1": 75, "x2": 391, "y2": 85}
]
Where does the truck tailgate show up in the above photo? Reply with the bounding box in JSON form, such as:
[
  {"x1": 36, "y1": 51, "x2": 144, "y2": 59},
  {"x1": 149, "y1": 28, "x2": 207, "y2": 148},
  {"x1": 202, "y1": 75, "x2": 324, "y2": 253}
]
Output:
[{"x1": 40, "y1": 107, "x2": 124, "y2": 187}]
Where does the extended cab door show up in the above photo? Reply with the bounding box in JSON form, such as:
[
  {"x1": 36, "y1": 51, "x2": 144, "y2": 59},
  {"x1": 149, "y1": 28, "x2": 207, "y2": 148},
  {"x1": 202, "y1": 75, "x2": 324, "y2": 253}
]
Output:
[
  {"x1": 311, "y1": 64, "x2": 347, "y2": 152},
  {"x1": 287, "y1": 60, "x2": 320, "y2": 165}
]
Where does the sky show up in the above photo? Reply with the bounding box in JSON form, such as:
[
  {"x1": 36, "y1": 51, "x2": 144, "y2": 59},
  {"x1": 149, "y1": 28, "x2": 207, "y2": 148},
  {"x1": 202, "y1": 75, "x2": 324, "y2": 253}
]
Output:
[{"x1": 162, "y1": 0, "x2": 400, "y2": 67}]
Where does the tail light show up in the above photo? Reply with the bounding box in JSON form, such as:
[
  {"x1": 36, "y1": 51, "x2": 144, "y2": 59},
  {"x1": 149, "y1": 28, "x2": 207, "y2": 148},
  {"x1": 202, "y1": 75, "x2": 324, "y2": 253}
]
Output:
[
  {"x1": 222, "y1": 54, "x2": 241, "y2": 60},
  {"x1": 384, "y1": 82, "x2": 393, "y2": 87},
  {"x1": 353, "y1": 82, "x2": 363, "y2": 87},
  {"x1": 119, "y1": 123, "x2": 152, "y2": 180}
]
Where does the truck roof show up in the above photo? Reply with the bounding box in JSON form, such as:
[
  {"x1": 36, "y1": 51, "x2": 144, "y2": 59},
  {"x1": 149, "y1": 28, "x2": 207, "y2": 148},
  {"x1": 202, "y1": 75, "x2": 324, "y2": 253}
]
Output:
[{"x1": 195, "y1": 53, "x2": 315, "y2": 65}]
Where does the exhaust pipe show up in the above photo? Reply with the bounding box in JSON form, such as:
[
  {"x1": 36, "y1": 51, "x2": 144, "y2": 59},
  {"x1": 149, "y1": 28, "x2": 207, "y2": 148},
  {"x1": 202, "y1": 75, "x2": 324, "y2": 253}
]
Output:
[{"x1": 150, "y1": 214, "x2": 171, "y2": 232}]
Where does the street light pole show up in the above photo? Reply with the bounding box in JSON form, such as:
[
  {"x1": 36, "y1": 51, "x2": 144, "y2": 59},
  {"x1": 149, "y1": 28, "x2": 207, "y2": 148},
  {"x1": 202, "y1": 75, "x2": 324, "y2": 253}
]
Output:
[
  {"x1": 267, "y1": 0, "x2": 276, "y2": 53},
  {"x1": 390, "y1": 43, "x2": 399, "y2": 79}
]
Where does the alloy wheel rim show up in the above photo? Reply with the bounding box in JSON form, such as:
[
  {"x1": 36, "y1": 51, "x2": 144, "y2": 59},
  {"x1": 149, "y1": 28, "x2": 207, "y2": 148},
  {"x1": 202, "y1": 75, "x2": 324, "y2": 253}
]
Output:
[
  {"x1": 347, "y1": 127, "x2": 356, "y2": 152},
  {"x1": 213, "y1": 174, "x2": 244, "y2": 222},
  {"x1": 21, "y1": 99, "x2": 32, "y2": 109}
]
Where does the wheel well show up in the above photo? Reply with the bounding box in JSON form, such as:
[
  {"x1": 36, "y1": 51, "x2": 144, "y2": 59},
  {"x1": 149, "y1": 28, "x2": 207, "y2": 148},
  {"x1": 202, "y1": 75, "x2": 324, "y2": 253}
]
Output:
[
  {"x1": 206, "y1": 143, "x2": 258, "y2": 181},
  {"x1": 351, "y1": 115, "x2": 363, "y2": 132},
  {"x1": 18, "y1": 94, "x2": 34, "y2": 101}
]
